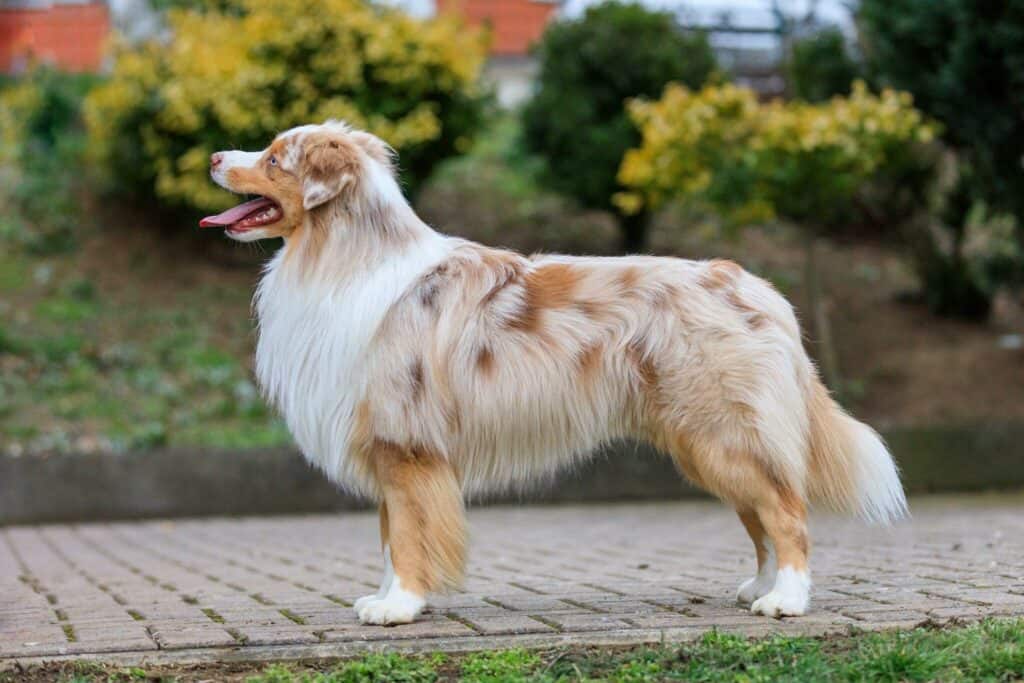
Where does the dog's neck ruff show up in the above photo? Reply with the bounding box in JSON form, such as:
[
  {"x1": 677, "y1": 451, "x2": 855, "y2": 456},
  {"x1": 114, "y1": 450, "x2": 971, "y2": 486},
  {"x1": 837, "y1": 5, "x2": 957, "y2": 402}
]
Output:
[{"x1": 253, "y1": 200, "x2": 451, "y2": 488}]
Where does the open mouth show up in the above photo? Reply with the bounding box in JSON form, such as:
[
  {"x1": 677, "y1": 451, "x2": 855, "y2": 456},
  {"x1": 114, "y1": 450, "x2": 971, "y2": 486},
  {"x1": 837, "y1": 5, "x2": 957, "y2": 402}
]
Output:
[{"x1": 199, "y1": 196, "x2": 282, "y2": 232}]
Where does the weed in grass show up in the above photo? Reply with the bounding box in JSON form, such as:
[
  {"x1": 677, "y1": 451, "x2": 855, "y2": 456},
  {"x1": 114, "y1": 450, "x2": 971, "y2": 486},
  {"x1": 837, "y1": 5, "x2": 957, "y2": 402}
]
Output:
[
  {"x1": 250, "y1": 653, "x2": 443, "y2": 683},
  {"x1": 612, "y1": 656, "x2": 666, "y2": 683},
  {"x1": 57, "y1": 662, "x2": 153, "y2": 683},
  {"x1": 845, "y1": 630, "x2": 951, "y2": 682},
  {"x1": 460, "y1": 649, "x2": 542, "y2": 682}
]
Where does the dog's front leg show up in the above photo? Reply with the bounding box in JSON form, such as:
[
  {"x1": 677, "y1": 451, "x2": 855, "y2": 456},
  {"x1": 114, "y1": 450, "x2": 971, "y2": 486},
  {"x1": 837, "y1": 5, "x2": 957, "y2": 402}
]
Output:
[{"x1": 355, "y1": 444, "x2": 466, "y2": 625}]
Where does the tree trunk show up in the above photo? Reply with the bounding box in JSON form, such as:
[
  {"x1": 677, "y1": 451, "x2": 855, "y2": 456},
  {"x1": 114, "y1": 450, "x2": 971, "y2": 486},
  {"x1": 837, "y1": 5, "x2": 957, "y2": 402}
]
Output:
[
  {"x1": 805, "y1": 235, "x2": 843, "y2": 397},
  {"x1": 619, "y1": 211, "x2": 650, "y2": 254}
]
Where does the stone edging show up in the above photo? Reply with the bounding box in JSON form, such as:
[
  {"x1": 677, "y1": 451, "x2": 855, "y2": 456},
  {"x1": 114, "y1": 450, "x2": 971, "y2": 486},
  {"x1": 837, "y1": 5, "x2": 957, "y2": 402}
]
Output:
[{"x1": 2, "y1": 423, "x2": 1023, "y2": 524}]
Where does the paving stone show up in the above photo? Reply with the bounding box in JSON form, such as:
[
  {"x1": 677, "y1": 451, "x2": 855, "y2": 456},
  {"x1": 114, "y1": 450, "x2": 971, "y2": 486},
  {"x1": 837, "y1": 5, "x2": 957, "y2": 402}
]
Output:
[
  {"x1": 458, "y1": 614, "x2": 556, "y2": 635},
  {"x1": 2, "y1": 496, "x2": 1023, "y2": 661},
  {"x1": 534, "y1": 613, "x2": 636, "y2": 632},
  {"x1": 234, "y1": 627, "x2": 321, "y2": 646},
  {"x1": 148, "y1": 626, "x2": 238, "y2": 649},
  {"x1": 320, "y1": 617, "x2": 477, "y2": 642},
  {"x1": 841, "y1": 608, "x2": 931, "y2": 622},
  {"x1": 480, "y1": 595, "x2": 575, "y2": 612}
]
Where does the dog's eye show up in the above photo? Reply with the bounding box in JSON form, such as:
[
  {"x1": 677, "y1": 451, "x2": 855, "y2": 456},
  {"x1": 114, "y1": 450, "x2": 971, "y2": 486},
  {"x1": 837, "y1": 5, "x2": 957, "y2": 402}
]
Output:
[{"x1": 268, "y1": 155, "x2": 277, "y2": 166}]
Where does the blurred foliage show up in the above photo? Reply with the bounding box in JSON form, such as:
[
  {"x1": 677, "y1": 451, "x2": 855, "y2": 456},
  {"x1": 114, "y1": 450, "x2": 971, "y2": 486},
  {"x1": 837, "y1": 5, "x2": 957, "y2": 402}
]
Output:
[
  {"x1": 0, "y1": 68, "x2": 98, "y2": 254},
  {"x1": 85, "y1": 0, "x2": 489, "y2": 213},
  {"x1": 521, "y1": 0, "x2": 717, "y2": 252},
  {"x1": 859, "y1": 0, "x2": 1024, "y2": 225},
  {"x1": 785, "y1": 28, "x2": 861, "y2": 102},
  {"x1": 908, "y1": 160, "x2": 1022, "y2": 320},
  {"x1": 418, "y1": 116, "x2": 620, "y2": 255},
  {"x1": 859, "y1": 0, "x2": 1024, "y2": 318},
  {"x1": 617, "y1": 81, "x2": 935, "y2": 233}
]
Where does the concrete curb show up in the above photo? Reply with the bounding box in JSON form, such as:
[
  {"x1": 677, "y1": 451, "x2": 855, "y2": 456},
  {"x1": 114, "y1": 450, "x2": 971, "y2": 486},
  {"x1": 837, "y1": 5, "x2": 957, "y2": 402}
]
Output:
[
  {"x1": 2, "y1": 423, "x2": 1023, "y2": 524},
  {"x1": 10, "y1": 614, "x2": 1021, "y2": 671},
  {"x1": 0, "y1": 621, "x2": 871, "y2": 670}
]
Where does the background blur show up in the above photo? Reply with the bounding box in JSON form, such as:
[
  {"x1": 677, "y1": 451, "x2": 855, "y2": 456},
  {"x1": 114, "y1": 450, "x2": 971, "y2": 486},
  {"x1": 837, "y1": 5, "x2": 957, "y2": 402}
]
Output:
[{"x1": 1, "y1": 0, "x2": 1022, "y2": 522}]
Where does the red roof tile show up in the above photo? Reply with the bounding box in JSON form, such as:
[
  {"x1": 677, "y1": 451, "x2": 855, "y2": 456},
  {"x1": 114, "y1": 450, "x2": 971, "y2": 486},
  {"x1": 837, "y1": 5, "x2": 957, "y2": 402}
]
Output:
[
  {"x1": 438, "y1": 0, "x2": 559, "y2": 56},
  {"x1": 0, "y1": 2, "x2": 109, "y2": 74}
]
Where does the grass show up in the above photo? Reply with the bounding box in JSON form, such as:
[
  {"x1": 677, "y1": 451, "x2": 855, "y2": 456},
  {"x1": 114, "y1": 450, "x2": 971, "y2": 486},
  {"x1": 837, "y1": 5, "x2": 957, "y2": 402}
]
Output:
[
  {"x1": 0, "y1": 233, "x2": 291, "y2": 456},
  {"x1": 9, "y1": 619, "x2": 1022, "y2": 683}
]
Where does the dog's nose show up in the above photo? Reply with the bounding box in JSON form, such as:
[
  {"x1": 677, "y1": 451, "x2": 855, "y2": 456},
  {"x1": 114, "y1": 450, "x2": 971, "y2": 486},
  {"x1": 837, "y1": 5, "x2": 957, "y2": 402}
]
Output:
[{"x1": 210, "y1": 152, "x2": 223, "y2": 169}]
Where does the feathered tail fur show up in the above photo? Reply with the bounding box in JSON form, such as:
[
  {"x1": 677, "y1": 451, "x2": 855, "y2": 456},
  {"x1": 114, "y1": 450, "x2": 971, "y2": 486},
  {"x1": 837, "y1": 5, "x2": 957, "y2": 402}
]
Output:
[{"x1": 806, "y1": 379, "x2": 908, "y2": 524}]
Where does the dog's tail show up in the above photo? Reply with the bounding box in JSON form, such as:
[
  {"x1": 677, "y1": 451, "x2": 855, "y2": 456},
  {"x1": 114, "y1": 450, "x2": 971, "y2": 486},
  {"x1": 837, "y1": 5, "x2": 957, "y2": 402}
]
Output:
[{"x1": 805, "y1": 378, "x2": 908, "y2": 524}]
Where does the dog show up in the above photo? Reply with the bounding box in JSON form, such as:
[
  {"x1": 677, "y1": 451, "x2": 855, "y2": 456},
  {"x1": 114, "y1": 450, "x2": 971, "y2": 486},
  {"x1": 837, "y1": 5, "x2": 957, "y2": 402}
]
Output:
[{"x1": 201, "y1": 121, "x2": 907, "y2": 626}]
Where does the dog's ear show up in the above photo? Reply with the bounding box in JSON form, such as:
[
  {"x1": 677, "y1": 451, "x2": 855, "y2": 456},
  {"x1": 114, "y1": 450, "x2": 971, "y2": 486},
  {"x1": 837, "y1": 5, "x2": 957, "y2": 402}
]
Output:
[{"x1": 301, "y1": 134, "x2": 358, "y2": 210}]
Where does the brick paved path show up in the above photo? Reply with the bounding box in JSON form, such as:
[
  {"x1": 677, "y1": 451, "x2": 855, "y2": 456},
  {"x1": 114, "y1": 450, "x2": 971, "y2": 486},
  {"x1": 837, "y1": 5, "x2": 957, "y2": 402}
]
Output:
[{"x1": 2, "y1": 495, "x2": 1023, "y2": 666}]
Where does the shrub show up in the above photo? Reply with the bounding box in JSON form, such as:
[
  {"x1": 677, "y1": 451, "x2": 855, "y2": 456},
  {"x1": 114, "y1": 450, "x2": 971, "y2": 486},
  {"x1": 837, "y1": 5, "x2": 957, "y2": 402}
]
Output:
[
  {"x1": 859, "y1": 0, "x2": 1024, "y2": 317},
  {"x1": 909, "y1": 166, "x2": 1022, "y2": 320},
  {"x1": 521, "y1": 1, "x2": 717, "y2": 252},
  {"x1": 85, "y1": 0, "x2": 488, "y2": 214},
  {"x1": 785, "y1": 28, "x2": 861, "y2": 102},
  {"x1": 859, "y1": 0, "x2": 1024, "y2": 223},
  {"x1": 617, "y1": 81, "x2": 936, "y2": 232},
  {"x1": 0, "y1": 68, "x2": 97, "y2": 254}
]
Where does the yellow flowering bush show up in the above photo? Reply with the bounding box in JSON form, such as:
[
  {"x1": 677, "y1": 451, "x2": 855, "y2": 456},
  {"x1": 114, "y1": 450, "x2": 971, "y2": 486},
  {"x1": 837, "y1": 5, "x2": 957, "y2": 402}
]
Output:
[
  {"x1": 0, "y1": 79, "x2": 42, "y2": 165},
  {"x1": 617, "y1": 81, "x2": 937, "y2": 231},
  {"x1": 86, "y1": 0, "x2": 488, "y2": 212}
]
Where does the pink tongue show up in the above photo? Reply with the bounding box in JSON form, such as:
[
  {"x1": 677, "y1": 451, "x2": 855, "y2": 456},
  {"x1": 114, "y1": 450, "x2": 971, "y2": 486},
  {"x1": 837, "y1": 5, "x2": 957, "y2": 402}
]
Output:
[{"x1": 199, "y1": 197, "x2": 276, "y2": 228}]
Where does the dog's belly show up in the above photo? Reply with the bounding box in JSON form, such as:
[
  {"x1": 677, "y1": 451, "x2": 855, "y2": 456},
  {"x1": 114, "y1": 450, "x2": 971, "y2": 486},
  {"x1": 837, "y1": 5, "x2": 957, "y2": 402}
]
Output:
[
  {"x1": 451, "y1": 410, "x2": 629, "y2": 496},
  {"x1": 441, "y1": 348, "x2": 641, "y2": 496}
]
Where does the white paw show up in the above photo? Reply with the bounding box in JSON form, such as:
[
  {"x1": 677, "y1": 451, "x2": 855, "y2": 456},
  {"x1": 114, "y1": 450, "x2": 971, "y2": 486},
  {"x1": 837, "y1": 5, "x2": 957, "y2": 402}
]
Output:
[
  {"x1": 750, "y1": 589, "x2": 808, "y2": 617},
  {"x1": 749, "y1": 566, "x2": 810, "y2": 618},
  {"x1": 357, "y1": 595, "x2": 423, "y2": 625},
  {"x1": 355, "y1": 576, "x2": 425, "y2": 626},
  {"x1": 354, "y1": 593, "x2": 380, "y2": 612},
  {"x1": 736, "y1": 575, "x2": 774, "y2": 605}
]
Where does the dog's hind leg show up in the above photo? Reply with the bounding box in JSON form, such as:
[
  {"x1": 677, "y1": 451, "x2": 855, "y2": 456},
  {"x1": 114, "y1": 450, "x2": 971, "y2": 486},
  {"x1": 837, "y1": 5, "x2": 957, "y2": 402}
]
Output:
[
  {"x1": 353, "y1": 503, "x2": 394, "y2": 612},
  {"x1": 666, "y1": 432, "x2": 811, "y2": 617},
  {"x1": 747, "y1": 489, "x2": 810, "y2": 617},
  {"x1": 355, "y1": 443, "x2": 466, "y2": 625},
  {"x1": 735, "y1": 509, "x2": 777, "y2": 605}
]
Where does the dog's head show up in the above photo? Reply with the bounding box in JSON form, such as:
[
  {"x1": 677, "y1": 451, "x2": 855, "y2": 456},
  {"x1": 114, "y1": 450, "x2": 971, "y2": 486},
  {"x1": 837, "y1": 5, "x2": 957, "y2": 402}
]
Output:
[{"x1": 201, "y1": 121, "x2": 397, "y2": 241}]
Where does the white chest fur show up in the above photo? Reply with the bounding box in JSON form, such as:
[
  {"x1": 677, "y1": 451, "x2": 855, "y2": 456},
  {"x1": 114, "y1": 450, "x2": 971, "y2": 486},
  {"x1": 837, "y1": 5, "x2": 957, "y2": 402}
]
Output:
[{"x1": 253, "y1": 235, "x2": 452, "y2": 486}]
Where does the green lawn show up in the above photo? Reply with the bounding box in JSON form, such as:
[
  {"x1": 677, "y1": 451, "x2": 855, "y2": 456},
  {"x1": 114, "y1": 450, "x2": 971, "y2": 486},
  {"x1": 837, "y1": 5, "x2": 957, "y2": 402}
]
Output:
[
  {"x1": 0, "y1": 245, "x2": 291, "y2": 456},
  {"x1": 21, "y1": 618, "x2": 1024, "y2": 683}
]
